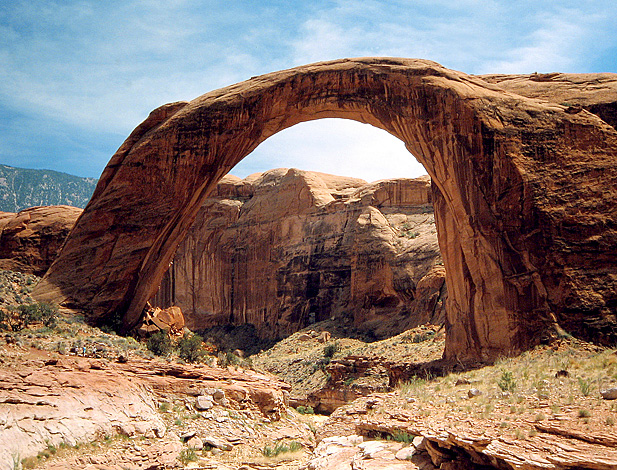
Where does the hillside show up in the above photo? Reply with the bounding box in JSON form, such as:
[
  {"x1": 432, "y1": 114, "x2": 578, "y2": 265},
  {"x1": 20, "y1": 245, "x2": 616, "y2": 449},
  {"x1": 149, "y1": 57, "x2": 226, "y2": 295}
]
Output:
[{"x1": 0, "y1": 164, "x2": 97, "y2": 212}]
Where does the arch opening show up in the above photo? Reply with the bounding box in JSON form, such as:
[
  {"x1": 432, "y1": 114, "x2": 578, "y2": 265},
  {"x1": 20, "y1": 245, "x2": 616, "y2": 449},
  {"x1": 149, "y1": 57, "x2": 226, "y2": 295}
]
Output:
[
  {"x1": 232, "y1": 117, "x2": 427, "y2": 182},
  {"x1": 32, "y1": 58, "x2": 617, "y2": 362}
]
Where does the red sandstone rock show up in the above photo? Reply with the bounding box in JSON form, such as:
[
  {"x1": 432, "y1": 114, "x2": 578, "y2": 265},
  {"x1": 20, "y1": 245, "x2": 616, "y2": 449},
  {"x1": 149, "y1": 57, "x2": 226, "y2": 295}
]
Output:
[
  {"x1": 0, "y1": 205, "x2": 81, "y2": 276},
  {"x1": 32, "y1": 58, "x2": 617, "y2": 362},
  {"x1": 150, "y1": 169, "x2": 444, "y2": 339}
]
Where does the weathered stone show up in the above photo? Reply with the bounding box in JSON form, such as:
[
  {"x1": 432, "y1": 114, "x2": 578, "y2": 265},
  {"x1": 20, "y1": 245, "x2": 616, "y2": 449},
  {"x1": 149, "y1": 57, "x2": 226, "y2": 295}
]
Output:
[
  {"x1": 186, "y1": 436, "x2": 203, "y2": 450},
  {"x1": 137, "y1": 305, "x2": 185, "y2": 336},
  {"x1": 395, "y1": 446, "x2": 416, "y2": 460},
  {"x1": 318, "y1": 331, "x2": 332, "y2": 344},
  {"x1": 468, "y1": 388, "x2": 482, "y2": 398},
  {"x1": 195, "y1": 395, "x2": 214, "y2": 410},
  {"x1": 601, "y1": 387, "x2": 617, "y2": 400},
  {"x1": 412, "y1": 436, "x2": 425, "y2": 451},
  {"x1": 33, "y1": 58, "x2": 617, "y2": 362},
  {"x1": 0, "y1": 205, "x2": 81, "y2": 276},
  {"x1": 203, "y1": 436, "x2": 232, "y2": 451},
  {"x1": 358, "y1": 440, "x2": 388, "y2": 458}
]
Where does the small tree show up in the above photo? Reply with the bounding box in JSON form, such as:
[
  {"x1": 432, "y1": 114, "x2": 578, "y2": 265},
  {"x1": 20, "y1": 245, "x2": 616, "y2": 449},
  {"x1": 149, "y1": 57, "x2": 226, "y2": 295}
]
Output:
[
  {"x1": 178, "y1": 333, "x2": 205, "y2": 362},
  {"x1": 323, "y1": 341, "x2": 339, "y2": 360}
]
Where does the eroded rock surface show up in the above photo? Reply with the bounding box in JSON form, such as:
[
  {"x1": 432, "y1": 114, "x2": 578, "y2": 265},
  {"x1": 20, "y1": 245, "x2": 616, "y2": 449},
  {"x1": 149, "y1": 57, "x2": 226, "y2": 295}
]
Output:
[
  {"x1": 0, "y1": 346, "x2": 292, "y2": 470},
  {"x1": 151, "y1": 170, "x2": 444, "y2": 339},
  {"x1": 319, "y1": 394, "x2": 617, "y2": 470},
  {"x1": 0, "y1": 206, "x2": 82, "y2": 276},
  {"x1": 33, "y1": 58, "x2": 617, "y2": 361}
]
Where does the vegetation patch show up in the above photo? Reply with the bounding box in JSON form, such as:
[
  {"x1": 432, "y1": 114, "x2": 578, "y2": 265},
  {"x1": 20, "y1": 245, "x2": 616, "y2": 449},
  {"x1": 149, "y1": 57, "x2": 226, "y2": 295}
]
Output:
[{"x1": 262, "y1": 441, "x2": 302, "y2": 457}]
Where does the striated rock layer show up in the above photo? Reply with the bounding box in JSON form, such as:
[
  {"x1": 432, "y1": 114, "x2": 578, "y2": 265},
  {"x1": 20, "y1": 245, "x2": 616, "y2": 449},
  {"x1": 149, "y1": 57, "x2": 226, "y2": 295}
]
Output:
[
  {"x1": 33, "y1": 58, "x2": 617, "y2": 362},
  {"x1": 0, "y1": 349, "x2": 291, "y2": 470},
  {"x1": 150, "y1": 170, "x2": 444, "y2": 339},
  {"x1": 0, "y1": 206, "x2": 82, "y2": 276}
]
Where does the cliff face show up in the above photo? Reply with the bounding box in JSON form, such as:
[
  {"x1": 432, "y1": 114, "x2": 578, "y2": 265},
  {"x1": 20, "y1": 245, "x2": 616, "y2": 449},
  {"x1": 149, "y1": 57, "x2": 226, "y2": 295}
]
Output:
[{"x1": 151, "y1": 170, "x2": 445, "y2": 339}]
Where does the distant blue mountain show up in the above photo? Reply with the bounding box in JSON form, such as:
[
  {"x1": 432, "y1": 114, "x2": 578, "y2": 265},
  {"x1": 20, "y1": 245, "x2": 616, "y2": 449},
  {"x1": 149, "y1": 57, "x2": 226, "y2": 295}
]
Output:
[{"x1": 0, "y1": 164, "x2": 98, "y2": 212}]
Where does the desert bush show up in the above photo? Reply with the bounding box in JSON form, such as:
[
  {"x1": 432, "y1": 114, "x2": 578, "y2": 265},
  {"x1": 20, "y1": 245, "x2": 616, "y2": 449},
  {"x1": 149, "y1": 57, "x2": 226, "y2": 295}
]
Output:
[
  {"x1": 323, "y1": 341, "x2": 340, "y2": 360},
  {"x1": 178, "y1": 333, "x2": 205, "y2": 362},
  {"x1": 577, "y1": 377, "x2": 592, "y2": 396},
  {"x1": 411, "y1": 331, "x2": 435, "y2": 343},
  {"x1": 4, "y1": 302, "x2": 58, "y2": 331},
  {"x1": 262, "y1": 441, "x2": 302, "y2": 457},
  {"x1": 178, "y1": 448, "x2": 197, "y2": 464},
  {"x1": 296, "y1": 405, "x2": 314, "y2": 415},
  {"x1": 391, "y1": 431, "x2": 415, "y2": 443},
  {"x1": 146, "y1": 331, "x2": 173, "y2": 356},
  {"x1": 497, "y1": 370, "x2": 516, "y2": 392}
]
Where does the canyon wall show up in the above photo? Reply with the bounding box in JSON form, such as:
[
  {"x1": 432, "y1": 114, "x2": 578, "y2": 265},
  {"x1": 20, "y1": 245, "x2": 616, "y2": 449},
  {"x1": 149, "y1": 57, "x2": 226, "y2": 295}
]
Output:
[{"x1": 150, "y1": 170, "x2": 445, "y2": 339}]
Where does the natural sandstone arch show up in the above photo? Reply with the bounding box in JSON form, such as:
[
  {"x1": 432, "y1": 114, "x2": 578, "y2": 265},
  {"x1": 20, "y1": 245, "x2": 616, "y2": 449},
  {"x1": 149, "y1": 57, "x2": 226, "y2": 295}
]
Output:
[{"x1": 33, "y1": 58, "x2": 617, "y2": 361}]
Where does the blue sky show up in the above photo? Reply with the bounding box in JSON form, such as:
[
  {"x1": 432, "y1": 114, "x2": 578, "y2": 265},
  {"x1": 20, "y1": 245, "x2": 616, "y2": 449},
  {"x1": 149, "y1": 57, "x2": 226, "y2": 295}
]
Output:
[{"x1": 1, "y1": 1, "x2": 616, "y2": 181}]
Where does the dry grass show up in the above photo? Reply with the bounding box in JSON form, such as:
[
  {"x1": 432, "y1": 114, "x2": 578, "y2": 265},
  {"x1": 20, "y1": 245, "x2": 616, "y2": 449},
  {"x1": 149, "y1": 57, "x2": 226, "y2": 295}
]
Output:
[{"x1": 393, "y1": 339, "x2": 617, "y2": 440}]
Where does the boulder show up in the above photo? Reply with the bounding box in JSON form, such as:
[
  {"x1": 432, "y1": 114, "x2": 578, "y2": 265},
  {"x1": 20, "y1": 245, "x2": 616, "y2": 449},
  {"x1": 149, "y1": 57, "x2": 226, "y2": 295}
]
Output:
[
  {"x1": 186, "y1": 436, "x2": 203, "y2": 450},
  {"x1": 601, "y1": 387, "x2": 617, "y2": 400},
  {"x1": 203, "y1": 436, "x2": 232, "y2": 451},
  {"x1": 195, "y1": 395, "x2": 214, "y2": 410}
]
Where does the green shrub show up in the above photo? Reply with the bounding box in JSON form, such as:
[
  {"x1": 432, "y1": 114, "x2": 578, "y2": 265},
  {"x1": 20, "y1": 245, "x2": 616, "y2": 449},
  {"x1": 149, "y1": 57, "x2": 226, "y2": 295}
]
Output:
[
  {"x1": 296, "y1": 405, "x2": 314, "y2": 415},
  {"x1": 178, "y1": 334, "x2": 205, "y2": 362},
  {"x1": 578, "y1": 377, "x2": 592, "y2": 396},
  {"x1": 323, "y1": 342, "x2": 339, "y2": 360},
  {"x1": 497, "y1": 370, "x2": 516, "y2": 392},
  {"x1": 0, "y1": 311, "x2": 7, "y2": 331},
  {"x1": 6, "y1": 302, "x2": 58, "y2": 331},
  {"x1": 262, "y1": 441, "x2": 302, "y2": 457},
  {"x1": 178, "y1": 448, "x2": 197, "y2": 464},
  {"x1": 391, "y1": 431, "x2": 415, "y2": 443},
  {"x1": 411, "y1": 331, "x2": 435, "y2": 343},
  {"x1": 146, "y1": 331, "x2": 173, "y2": 356}
]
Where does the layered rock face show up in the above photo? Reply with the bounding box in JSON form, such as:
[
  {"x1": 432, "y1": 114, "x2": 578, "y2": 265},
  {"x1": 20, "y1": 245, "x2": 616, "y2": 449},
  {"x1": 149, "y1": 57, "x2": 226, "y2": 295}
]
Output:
[
  {"x1": 150, "y1": 170, "x2": 444, "y2": 338},
  {"x1": 0, "y1": 206, "x2": 82, "y2": 276},
  {"x1": 33, "y1": 58, "x2": 617, "y2": 361}
]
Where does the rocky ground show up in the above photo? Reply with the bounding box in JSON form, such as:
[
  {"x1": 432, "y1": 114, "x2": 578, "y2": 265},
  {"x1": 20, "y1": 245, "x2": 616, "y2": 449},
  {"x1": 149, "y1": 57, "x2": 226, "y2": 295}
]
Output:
[
  {"x1": 2, "y1": 270, "x2": 617, "y2": 469},
  {"x1": 252, "y1": 322, "x2": 445, "y2": 413}
]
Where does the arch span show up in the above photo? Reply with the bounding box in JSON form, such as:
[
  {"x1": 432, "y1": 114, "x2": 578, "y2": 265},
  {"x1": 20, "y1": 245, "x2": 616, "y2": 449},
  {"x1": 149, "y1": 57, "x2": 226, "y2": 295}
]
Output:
[{"x1": 33, "y1": 58, "x2": 617, "y2": 361}]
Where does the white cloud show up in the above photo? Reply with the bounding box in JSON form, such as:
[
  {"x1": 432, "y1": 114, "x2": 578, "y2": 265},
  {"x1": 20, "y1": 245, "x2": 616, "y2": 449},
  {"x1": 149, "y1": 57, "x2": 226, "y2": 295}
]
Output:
[{"x1": 479, "y1": 9, "x2": 596, "y2": 74}]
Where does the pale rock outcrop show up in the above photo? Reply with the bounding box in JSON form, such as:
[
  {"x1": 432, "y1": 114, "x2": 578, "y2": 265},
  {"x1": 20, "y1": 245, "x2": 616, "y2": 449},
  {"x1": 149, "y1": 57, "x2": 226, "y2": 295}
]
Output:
[
  {"x1": 151, "y1": 170, "x2": 444, "y2": 339},
  {"x1": 0, "y1": 350, "x2": 291, "y2": 470}
]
